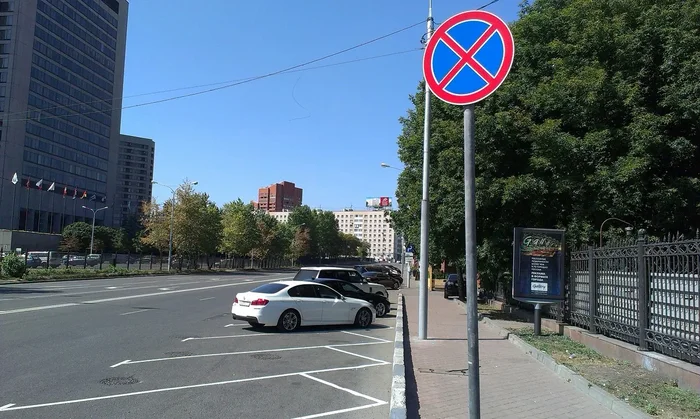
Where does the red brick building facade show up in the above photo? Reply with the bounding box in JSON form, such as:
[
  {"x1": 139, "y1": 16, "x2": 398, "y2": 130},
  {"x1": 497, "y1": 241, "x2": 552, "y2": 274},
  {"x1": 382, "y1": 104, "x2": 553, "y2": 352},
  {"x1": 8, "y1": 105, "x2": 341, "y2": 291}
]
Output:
[{"x1": 255, "y1": 181, "x2": 303, "y2": 212}]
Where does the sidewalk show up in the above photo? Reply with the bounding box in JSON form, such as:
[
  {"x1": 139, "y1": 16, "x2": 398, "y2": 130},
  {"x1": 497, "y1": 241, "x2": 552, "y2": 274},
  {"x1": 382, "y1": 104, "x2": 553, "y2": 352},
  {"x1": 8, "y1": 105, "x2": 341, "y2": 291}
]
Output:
[{"x1": 403, "y1": 288, "x2": 621, "y2": 419}]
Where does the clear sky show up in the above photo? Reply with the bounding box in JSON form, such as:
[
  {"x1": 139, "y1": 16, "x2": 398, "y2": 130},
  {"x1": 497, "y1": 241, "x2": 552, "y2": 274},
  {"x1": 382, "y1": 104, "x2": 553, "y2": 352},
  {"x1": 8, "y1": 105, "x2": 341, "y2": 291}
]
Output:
[{"x1": 120, "y1": 0, "x2": 520, "y2": 210}]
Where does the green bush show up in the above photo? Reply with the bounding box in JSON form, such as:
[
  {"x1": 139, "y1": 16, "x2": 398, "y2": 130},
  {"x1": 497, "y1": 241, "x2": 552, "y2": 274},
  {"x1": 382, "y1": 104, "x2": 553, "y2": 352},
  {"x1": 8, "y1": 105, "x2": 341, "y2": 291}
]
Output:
[{"x1": 2, "y1": 253, "x2": 27, "y2": 278}]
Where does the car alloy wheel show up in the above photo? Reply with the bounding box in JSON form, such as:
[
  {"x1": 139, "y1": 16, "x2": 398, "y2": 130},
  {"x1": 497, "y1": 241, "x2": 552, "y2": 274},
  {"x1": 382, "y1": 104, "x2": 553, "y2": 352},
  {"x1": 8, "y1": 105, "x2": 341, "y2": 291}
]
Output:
[
  {"x1": 278, "y1": 310, "x2": 300, "y2": 332},
  {"x1": 375, "y1": 302, "x2": 387, "y2": 317},
  {"x1": 355, "y1": 308, "x2": 372, "y2": 327}
]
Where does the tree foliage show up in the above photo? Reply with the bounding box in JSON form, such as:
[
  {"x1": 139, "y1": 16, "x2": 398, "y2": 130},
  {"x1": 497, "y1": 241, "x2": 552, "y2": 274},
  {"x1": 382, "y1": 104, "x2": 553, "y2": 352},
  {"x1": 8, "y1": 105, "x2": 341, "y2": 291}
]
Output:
[
  {"x1": 220, "y1": 199, "x2": 259, "y2": 256},
  {"x1": 60, "y1": 222, "x2": 126, "y2": 253},
  {"x1": 172, "y1": 182, "x2": 222, "y2": 258},
  {"x1": 392, "y1": 0, "x2": 700, "y2": 290}
]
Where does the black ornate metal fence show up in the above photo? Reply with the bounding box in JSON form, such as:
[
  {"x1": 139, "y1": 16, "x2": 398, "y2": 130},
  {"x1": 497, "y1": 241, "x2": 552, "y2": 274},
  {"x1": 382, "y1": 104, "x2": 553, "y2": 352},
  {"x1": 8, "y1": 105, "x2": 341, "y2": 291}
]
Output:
[{"x1": 566, "y1": 232, "x2": 700, "y2": 365}]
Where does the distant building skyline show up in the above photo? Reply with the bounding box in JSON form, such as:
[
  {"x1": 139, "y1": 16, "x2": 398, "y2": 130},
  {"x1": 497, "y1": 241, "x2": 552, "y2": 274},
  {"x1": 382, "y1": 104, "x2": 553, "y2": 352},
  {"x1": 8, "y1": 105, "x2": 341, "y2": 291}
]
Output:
[{"x1": 115, "y1": 134, "x2": 154, "y2": 225}]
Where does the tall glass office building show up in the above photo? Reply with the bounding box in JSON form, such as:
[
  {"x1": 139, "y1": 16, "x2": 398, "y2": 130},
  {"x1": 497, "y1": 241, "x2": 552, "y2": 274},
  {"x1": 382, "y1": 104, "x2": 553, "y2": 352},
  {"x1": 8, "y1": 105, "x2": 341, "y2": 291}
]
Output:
[{"x1": 0, "y1": 0, "x2": 128, "y2": 234}]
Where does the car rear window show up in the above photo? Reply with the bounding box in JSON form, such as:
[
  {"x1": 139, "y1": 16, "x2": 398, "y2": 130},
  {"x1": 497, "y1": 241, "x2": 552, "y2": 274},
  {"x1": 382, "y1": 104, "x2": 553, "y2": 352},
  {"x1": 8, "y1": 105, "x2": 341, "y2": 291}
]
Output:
[
  {"x1": 250, "y1": 283, "x2": 288, "y2": 294},
  {"x1": 293, "y1": 269, "x2": 318, "y2": 281}
]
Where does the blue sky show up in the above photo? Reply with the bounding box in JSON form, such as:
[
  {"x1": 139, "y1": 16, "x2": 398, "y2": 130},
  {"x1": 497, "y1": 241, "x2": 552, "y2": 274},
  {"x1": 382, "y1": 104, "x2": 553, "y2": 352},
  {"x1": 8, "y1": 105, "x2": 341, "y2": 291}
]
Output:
[{"x1": 120, "y1": 0, "x2": 520, "y2": 210}]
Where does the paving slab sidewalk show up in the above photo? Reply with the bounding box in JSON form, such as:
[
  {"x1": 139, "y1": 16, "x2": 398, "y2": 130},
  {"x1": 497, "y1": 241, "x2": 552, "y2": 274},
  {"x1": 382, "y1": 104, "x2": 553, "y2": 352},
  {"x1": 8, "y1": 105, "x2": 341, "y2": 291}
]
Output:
[{"x1": 403, "y1": 288, "x2": 620, "y2": 419}]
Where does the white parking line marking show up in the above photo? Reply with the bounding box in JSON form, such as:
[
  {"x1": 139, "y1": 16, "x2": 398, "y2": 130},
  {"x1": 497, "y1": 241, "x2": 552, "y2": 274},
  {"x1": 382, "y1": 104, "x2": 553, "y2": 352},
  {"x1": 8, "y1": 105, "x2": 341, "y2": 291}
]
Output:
[
  {"x1": 341, "y1": 331, "x2": 391, "y2": 343},
  {"x1": 223, "y1": 323, "x2": 246, "y2": 328},
  {"x1": 0, "y1": 278, "x2": 289, "y2": 316},
  {"x1": 120, "y1": 309, "x2": 150, "y2": 316},
  {"x1": 106, "y1": 287, "x2": 118, "y2": 289},
  {"x1": 199, "y1": 297, "x2": 215, "y2": 301},
  {"x1": 0, "y1": 363, "x2": 386, "y2": 412},
  {"x1": 158, "y1": 288, "x2": 172, "y2": 291},
  {"x1": 111, "y1": 341, "x2": 389, "y2": 367},
  {"x1": 324, "y1": 346, "x2": 389, "y2": 364},
  {"x1": 292, "y1": 402, "x2": 385, "y2": 419},
  {"x1": 181, "y1": 333, "x2": 269, "y2": 342},
  {"x1": 299, "y1": 373, "x2": 386, "y2": 404}
]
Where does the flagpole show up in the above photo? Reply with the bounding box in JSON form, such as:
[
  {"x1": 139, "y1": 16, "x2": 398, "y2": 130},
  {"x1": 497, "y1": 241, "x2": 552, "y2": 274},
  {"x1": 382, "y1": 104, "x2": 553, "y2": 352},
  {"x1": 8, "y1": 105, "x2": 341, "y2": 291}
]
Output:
[
  {"x1": 38, "y1": 188, "x2": 43, "y2": 232},
  {"x1": 25, "y1": 185, "x2": 30, "y2": 231},
  {"x1": 61, "y1": 193, "x2": 66, "y2": 231},
  {"x1": 50, "y1": 190, "x2": 55, "y2": 233},
  {"x1": 11, "y1": 182, "x2": 17, "y2": 230}
]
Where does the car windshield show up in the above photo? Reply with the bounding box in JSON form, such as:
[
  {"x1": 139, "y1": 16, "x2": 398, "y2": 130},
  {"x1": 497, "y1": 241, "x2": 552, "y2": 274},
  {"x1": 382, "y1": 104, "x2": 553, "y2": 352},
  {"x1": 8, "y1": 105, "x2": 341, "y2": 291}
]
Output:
[
  {"x1": 293, "y1": 269, "x2": 318, "y2": 281},
  {"x1": 249, "y1": 283, "x2": 288, "y2": 294},
  {"x1": 447, "y1": 274, "x2": 459, "y2": 281}
]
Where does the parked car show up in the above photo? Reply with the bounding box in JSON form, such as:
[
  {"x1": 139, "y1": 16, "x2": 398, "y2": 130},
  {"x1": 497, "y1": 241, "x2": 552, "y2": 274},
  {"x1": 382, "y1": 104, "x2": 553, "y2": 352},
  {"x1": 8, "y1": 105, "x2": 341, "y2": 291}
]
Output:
[
  {"x1": 444, "y1": 273, "x2": 463, "y2": 299},
  {"x1": 355, "y1": 264, "x2": 403, "y2": 285},
  {"x1": 360, "y1": 271, "x2": 401, "y2": 290},
  {"x1": 293, "y1": 267, "x2": 389, "y2": 298},
  {"x1": 231, "y1": 281, "x2": 376, "y2": 331},
  {"x1": 22, "y1": 254, "x2": 43, "y2": 268},
  {"x1": 61, "y1": 254, "x2": 101, "y2": 267},
  {"x1": 313, "y1": 278, "x2": 391, "y2": 317}
]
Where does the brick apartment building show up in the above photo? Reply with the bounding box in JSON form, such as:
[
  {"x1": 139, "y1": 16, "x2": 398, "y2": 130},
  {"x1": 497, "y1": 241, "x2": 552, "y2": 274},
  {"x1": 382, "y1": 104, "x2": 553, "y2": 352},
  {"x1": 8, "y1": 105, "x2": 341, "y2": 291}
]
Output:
[{"x1": 255, "y1": 181, "x2": 303, "y2": 212}]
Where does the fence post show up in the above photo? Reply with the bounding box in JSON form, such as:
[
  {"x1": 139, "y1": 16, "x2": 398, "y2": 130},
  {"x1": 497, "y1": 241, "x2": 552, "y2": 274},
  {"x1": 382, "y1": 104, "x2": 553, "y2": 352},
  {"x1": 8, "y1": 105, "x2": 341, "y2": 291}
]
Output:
[
  {"x1": 150, "y1": 254, "x2": 153, "y2": 270},
  {"x1": 568, "y1": 261, "x2": 576, "y2": 324},
  {"x1": 126, "y1": 252, "x2": 131, "y2": 270},
  {"x1": 637, "y1": 232, "x2": 649, "y2": 351},
  {"x1": 138, "y1": 253, "x2": 143, "y2": 270},
  {"x1": 588, "y1": 247, "x2": 598, "y2": 334}
]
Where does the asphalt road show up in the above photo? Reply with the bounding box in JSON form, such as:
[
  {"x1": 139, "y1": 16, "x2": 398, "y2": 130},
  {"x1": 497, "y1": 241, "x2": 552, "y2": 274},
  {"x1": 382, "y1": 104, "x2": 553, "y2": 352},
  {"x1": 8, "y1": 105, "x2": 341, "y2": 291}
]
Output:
[{"x1": 0, "y1": 271, "x2": 398, "y2": 419}]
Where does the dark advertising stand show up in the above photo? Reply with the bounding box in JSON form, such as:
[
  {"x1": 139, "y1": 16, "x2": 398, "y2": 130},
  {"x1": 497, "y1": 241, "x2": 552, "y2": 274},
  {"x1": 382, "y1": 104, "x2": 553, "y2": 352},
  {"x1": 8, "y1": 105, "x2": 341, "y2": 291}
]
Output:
[{"x1": 512, "y1": 228, "x2": 566, "y2": 335}]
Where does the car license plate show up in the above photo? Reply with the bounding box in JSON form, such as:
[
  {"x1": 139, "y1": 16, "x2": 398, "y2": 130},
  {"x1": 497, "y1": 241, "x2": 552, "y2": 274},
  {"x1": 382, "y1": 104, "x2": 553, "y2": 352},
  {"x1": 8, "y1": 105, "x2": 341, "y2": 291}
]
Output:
[{"x1": 239, "y1": 301, "x2": 250, "y2": 307}]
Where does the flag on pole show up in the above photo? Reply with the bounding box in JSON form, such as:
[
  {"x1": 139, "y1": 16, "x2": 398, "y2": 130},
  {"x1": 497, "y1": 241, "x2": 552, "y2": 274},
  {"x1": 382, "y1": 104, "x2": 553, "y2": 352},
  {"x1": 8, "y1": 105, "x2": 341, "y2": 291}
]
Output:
[
  {"x1": 81, "y1": 190, "x2": 87, "y2": 199},
  {"x1": 25, "y1": 178, "x2": 31, "y2": 189},
  {"x1": 63, "y1": 186, "x2": 67, "y2": 197},
  {"x1": 11, "y1": 173, "x2": 18, "y2": 185},
  {"x1": 36, "y1": 179, "x2": 43, "y2": 190},
  {"x1": 90, "y1": 194, "x2": 96, "y2": 201},
  {"x1": 72, "y1": 188, "x2": 77, "y2": 199},
  {"x1": 47, "y1": 182, "x2": 55, "y2": 192},
  {"x1": 101, "y1": 196, "x2": 106, "y2": 203}
]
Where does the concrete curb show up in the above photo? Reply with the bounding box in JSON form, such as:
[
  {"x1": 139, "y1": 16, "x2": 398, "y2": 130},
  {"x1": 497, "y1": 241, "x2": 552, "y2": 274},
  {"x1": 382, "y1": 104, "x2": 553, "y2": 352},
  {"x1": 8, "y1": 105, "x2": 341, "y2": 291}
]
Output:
[
  {"x1": 477, "y1": 314, "x2": 650, "y2": 419},
  {"x1": 389, "y1": 293, "x2": 406, "y2": 419}
]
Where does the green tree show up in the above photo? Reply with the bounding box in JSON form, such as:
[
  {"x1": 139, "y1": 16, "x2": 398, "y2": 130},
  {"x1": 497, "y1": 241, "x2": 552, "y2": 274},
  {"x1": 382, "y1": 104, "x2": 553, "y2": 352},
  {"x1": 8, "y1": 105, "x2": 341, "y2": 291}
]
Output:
[
  {"x1": 140, "y1": 200, "x2": 170, "y2": 255},
  {"x1": 172, "y1": 182, "x2": 222, "y2": 260},
  {"x1": 251, "y1": 210, "x2": 279, "y2": 260},
  {"x1": 220, "y1": 199, "x2": 259, "y2": 256},
  {"x1": 288, "y1": 205, "x2": 319, "y2": 256},
  {"x1": 60, "y1": 222, "x2": 92, "y2": 252},
  {"x1": 315, "y1": 210, "x2": 340, "y2": 259},
  {"x1": 392, "y1": 0, "x2": 700, "y2": 290},
  {"x1": 289, "y1": 227, "x2": 311, "y2": 260}
]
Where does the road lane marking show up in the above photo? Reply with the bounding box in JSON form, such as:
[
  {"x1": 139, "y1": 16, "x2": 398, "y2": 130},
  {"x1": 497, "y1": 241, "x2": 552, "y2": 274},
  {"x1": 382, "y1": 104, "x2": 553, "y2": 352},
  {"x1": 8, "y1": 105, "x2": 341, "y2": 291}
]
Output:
[
  {"x1": 0, "y1": 363, "x2": 386, "y2": 412},
  {"x1": 0, "y1": 277, "x2": 291, "y2": 315},
  {"x1": 111, "y1": 341, "x2": 390, "y2": 367},
  {"x1": 120, "y1": 309, "x2": 150, "y2": 316},
  {"x1": 0, "y1": 303, "x2": 78, "y2": 314},
  {"x1": 181, "y1": 333, "x2": 270, "y2": 342},
  {"x1": 199, "y1": 297, "x2": 215, "y2": 301},
  {"x1": 106, "y1": 287, "x2": 118, "y2": 289},
  {"x1": 341, "y1": 331, "x2": 391, "y2": 343},
  {"x1": 324, "y1": 346, "x2": 389, "y2": 364},
  {"x1": 223, "y1": 323, "x2": 246, "y2": 328}
]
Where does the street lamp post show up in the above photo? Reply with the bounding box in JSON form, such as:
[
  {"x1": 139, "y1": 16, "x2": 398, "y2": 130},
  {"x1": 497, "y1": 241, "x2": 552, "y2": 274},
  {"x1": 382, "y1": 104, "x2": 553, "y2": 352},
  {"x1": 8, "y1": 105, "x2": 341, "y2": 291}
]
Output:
[
  {"x1": 380, "y1": 162, "x2": 401, "y2": 171},
  {"x1": 599, "y1": 217, "x2": 634, "y2": 247},
  {"x1": 152, "y1": 180, "x2": 198, "y2": 271},
  {"x1": 82, "y1": 205, "x2": 109, "y2": 254}
]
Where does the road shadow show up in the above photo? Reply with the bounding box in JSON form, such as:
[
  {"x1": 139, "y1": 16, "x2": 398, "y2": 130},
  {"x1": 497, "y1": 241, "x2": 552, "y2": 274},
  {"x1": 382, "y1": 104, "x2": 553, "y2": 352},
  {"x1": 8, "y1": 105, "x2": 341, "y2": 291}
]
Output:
[
  {"x1": 243, "y1": 323, "x2": 393, "y2": 334},
  {"x1": 403, "y1": 302, "x2": 420, "y2": 418},
  {"x1": 0, "y1": 286, "x2": 61, "y2": 295}
]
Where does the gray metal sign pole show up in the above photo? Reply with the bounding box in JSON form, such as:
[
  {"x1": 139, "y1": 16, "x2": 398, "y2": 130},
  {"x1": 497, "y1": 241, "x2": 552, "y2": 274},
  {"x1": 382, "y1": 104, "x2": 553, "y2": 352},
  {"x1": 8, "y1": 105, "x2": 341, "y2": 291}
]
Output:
[
  {"x1": 418, "y1": 1, "x2": 434, "y2": 340},
  {"x1": 463, "y1": 104, "x2": 481, "y2": 417}
]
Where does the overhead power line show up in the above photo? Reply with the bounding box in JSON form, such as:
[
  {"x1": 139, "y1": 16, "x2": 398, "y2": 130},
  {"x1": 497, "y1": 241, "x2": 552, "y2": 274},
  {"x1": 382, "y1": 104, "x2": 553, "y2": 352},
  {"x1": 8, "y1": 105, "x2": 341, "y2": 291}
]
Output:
[{"x1": 7, "y1": 20, "x2": 425, "y2": 124}]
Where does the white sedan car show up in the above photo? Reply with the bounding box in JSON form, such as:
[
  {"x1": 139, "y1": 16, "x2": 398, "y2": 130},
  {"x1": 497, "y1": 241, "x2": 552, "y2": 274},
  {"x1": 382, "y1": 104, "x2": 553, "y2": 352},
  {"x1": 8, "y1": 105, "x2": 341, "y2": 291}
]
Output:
[{"x1": 231, "y1": 280, "x2": 376, "y2": 332}]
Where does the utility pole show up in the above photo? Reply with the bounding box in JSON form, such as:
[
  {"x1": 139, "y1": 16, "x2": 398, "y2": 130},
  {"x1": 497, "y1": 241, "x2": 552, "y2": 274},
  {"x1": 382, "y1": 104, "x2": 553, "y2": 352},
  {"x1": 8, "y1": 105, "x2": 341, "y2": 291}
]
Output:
[{"x1": 418, "y1": 0, "x2": 434, "y2": 340}]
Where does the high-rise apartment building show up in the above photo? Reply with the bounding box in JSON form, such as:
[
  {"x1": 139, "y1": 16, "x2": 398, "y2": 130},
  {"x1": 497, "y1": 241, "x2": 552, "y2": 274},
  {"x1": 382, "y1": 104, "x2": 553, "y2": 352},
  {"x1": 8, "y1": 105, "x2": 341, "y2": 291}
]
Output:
[
  {"x1": 115, "y1": 133, "x2": 154, "y2": 225},
  {"x1": 269, "y1": 208, "x2": 401, "y2": 262},
  {"x1": 255, "y1": 181, "x2": 302, "y2": 212},
  {"x1": 0, "y1": 0, "x2": 129, "y2": 233}
]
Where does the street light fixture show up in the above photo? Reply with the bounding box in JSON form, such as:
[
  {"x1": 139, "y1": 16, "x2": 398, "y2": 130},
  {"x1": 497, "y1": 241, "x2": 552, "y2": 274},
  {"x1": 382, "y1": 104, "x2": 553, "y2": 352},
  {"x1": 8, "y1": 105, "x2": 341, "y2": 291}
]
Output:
[
  {"x1": 82, "y1": 205, "x2": 109, "y2": 254},
  {"x1": 599, "y1": 217, "x2": 634, "y2": 247},
  {"x1": 380, "y1": 162, "x2": 401, "y2": 171},
  {"x1": 151, "y1": 180, "x2": 198, "y2": 271}
]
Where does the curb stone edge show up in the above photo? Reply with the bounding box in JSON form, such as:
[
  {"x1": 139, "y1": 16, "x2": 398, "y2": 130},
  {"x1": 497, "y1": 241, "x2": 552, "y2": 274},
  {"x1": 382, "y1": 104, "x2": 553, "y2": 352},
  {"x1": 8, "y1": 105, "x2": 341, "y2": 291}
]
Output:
[{"x1": 389, "y1": 293, "x2": 407, "y2": 419}]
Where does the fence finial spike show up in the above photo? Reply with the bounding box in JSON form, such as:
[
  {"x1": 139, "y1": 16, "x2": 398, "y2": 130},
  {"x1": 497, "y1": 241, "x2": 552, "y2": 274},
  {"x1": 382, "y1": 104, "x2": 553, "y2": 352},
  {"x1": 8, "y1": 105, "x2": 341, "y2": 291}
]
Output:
[{"x1": 696, "y1": 228, "x2": 699, "y2": 240}]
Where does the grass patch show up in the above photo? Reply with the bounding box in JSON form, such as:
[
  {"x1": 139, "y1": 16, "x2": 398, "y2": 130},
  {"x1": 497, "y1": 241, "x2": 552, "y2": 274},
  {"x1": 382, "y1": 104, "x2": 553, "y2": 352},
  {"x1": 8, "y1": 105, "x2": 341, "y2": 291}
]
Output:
[{"x1": 511, "y1": 327, "x2": 700, "y2": 418}]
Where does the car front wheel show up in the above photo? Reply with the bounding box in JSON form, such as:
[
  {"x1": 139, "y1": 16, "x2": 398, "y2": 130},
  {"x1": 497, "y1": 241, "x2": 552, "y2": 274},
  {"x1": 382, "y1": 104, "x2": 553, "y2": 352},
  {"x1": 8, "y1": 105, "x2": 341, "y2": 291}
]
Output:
[
  {"x1": 374, "y1": 302, "x2": 387, "y2": 317},
  {"x1": 277, "y1": 309, "x2": 300, "y2": 332}
]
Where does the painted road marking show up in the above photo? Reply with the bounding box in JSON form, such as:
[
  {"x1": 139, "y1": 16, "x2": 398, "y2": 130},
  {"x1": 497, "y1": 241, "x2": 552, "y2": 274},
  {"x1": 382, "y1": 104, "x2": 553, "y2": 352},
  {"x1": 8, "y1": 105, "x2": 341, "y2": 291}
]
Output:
[
  {"x1": 0, "y1": 277, "x2": 290, "y2": 315},
  {"x1": 291, "y1": 402, "x2": 386, "y2": 419},
  {"x1": 120, "y1": 309, "x2": 151, "y2": 316},
  {"x1": 223, "y1": 323, "x2": 246, "y2": 328},
  {"x1": 324, "y1": 346, "x2": 388, "y2": 364},
  {"x1": 181, "y1": 333, "x2": 270, "y2": 342},
  {"x1": 0, "y1": 363, "x2": 386, "y2": 412},
  {"x1": 110, "y1": 341, "x2": 390, "y2": 367},
  {"x1": 293, "y1": 374, "x2": 387, "y2": 419},
  {"x1": 106, "y1": 287, "x2": 118, "y2": 290},
  {"x1": 341, "y1": 330, "x2": 391, "y2": 343},
  {"x1": 199, "y1": 297, "x2": 215, "y2": 301},
  {"x1": 158, "y1": 287, "x2": 172, "y2": 291}
]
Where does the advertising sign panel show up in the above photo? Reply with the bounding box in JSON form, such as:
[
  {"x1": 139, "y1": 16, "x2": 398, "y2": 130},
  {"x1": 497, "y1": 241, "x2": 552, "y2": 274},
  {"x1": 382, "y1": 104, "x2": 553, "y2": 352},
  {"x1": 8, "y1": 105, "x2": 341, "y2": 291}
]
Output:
[
  {"x1": 512, "y1": 228, "x2": 566, "y2": 302},
  {"x1": 365, "y1": 197, "x2": 392, "y2": 208}
]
